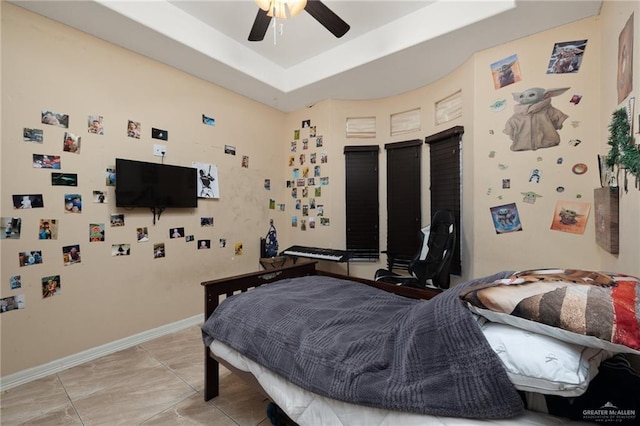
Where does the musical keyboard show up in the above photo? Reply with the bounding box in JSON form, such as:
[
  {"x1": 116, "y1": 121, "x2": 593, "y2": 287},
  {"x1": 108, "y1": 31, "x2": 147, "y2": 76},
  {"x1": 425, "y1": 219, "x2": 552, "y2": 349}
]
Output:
[{"x1": 282, "y1": 245, "x2": 351, "y2": 262}]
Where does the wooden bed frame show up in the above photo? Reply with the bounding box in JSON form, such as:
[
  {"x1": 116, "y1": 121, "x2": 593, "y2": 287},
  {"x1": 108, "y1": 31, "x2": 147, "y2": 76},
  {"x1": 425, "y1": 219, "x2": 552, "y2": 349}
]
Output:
[{"x1": 201, "y1": 261, "x2": 441, "y2": 401}]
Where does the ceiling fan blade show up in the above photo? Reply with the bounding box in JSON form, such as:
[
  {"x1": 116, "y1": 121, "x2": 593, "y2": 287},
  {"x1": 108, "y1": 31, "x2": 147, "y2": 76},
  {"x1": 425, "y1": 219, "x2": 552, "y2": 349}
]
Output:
[
  {"x1": 248, "y1": 8, "x2": 272, "y2": 41},
  {"x1": 305, "y1": 0, "x2": 350, "y2": 38}
]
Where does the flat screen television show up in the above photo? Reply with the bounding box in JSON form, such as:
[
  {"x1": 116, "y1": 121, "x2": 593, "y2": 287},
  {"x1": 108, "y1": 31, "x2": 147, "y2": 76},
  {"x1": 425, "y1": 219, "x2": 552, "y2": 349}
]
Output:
[{"x1": 115, "y1": 158, "x2": 197, "y2": 208}]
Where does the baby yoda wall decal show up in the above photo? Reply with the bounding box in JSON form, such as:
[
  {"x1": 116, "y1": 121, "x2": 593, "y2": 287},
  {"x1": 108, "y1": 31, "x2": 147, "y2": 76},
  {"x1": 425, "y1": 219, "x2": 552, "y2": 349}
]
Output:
[{"x1": 503, "y1": 87, "x2": 570, "y2": 151}]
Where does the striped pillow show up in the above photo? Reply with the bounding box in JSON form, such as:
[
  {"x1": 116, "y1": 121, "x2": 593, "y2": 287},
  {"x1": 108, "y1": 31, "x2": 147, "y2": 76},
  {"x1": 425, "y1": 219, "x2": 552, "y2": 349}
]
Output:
[{"x1": 460, "y1": 269, "x2": 640, "y2": 354}]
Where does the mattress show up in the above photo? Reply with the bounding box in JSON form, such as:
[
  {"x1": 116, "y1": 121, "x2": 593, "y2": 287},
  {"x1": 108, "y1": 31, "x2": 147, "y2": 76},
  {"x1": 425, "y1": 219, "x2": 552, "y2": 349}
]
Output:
[{"x1": 209, "y1": 340, "x2": 593, "y2": 426}]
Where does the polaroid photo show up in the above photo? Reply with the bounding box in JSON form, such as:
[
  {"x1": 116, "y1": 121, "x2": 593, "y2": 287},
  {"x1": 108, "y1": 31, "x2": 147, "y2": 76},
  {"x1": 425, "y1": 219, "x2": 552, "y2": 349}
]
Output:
[
  {"x1": 152, "y1": 127, "x2": 168, "y2": 140},
  {"x1": 23, "y1": 128, "x2": 43, "y2": 143}
]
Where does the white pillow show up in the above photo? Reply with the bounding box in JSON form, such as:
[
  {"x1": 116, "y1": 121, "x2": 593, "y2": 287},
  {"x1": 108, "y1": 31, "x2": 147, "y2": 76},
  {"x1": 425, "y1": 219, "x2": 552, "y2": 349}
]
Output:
[{"x1": 480, "y1": 321, "x2": 609, "y2": 396}]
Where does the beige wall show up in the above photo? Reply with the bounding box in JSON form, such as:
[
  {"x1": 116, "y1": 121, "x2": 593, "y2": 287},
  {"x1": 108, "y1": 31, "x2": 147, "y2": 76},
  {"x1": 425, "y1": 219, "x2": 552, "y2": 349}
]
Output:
[
  {"x1": 1, "y1": 3, "x2": 285, "y2": 376},
  {"x1": 598, "y1": 0, "x2": 640, "y2": 274},
  {"x1": 471, "y1": 17, "x2": 604, "y2": 276},
  {"x1": 2, "y1": 0, "x2": 639, "y2": 380}
]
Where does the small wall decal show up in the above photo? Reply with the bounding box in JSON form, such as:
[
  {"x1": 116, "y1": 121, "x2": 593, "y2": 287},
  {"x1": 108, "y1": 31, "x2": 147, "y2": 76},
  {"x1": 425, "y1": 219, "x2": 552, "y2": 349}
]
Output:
[
  {"x1": 550, "y1": 199, "x2": 590, "y2": 234},
  {"x1": 521, "y1": 191, "x2": 542, "y2": 204},
  {"x1": 489, "y1": 99, "x2": 507, "y2": 112},
  {"x1": 546, "y1": 40, "x2": 587, "y2": 74},
  {"x1": 529, "y1": 169, "x2": 541, "y2": 183},
  {"x1": 93, "y1": 191, "x2": 106, "y2": 203},
  {"x1": 63, "y1": 132, "x2": 81, "y2": 153},
  {"x1": 2, "y1": 217, "x2": 22, "y2": 239},
  {"x1": 90, "y1": 223, "x2": 105, "y2": 242},
  {"x1": 110, "y1": 214, "x2": 125, "y2": 226},
  {"x1": 490, "y1": 54, "x2": 522, "y2": 89},
  {"x1": 202, "y1": 114, "x2": 216, "y2": 126},
  {"x1": 13, "y1": 194, "x2": 44, "y2": 209},
  {"x1": 19, "y1": 251, "x2": 42, "y2": 266},
  {"x1": 154, "y1": 243, "x2": 165, "y2": 258},
  {"x1": 112, "y1": 244, "x2": 130, "y2": 256},
  {"x1": 64, "y1": 194, "x2": 82, "y2": 213},
  {"x1": 52, "y1": 173, "x2": 77, "y2": 186},
  {"x1": 88, "y1": 115, "x2": 104, "y2": 135},
  {"x1": 569, "y1": 94, "x2": 583, "y2": 105},
  {"x1": 490, "y1": 203, "x2": 523, "y2": 234},
  {"x1": 42, "y1": 276, "x2": 61, "y2": 298},
  {"x1": 572, "y1": 163, "x2": 588, "y2": 174},
  {"x1": 39, "y1": 219, "x2": 58, "y2": 240},
  {"x1": 137, "y1": 227, "x2": 149, "y2": 242},
  {"x1": 234, "y1": 242, "x2": 243, "y2": 255},
  {"x1": 127, "y1": 120, "x2": 141, "y2": 139},
  {"x1": 10, "y1": 275, "x2": 21, "y2": 289},
  {"x1": 33, "y1": 154, "x2": 60, "y2": 169},
  {"x1": 62, "y1": 244, "x2": 81, "y2": 265},
  {"x1": 151, "y1": 128, "x2": 168, "y2": 140},
  {"x1": 41, "y1": 110, "x2": 69, "y2": 128},
  {"x1": 1, "y1": 294, "x2": 25, "y2": 313},
  {"x1": 170, "y1": 228, "x2": 184, "y2": 239},
  {"x1": 24, "y1": 128, "x2": 43, "y2": 143},
  {"x1": 193, "y1": 162, "x2": 219, "y2": 199}
]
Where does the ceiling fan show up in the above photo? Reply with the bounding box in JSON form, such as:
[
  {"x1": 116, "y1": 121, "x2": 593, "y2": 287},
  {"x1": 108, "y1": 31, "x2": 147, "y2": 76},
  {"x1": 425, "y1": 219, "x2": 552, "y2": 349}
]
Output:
[{"x1": 249, "y1": 0, "x2": 350, "y2": 42}]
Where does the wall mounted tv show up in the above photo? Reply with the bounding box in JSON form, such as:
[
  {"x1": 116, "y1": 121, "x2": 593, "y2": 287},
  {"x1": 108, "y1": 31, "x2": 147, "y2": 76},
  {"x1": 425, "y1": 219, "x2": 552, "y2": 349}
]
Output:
[{"x1": 115, "y1": 158, "x2": 197, "y2": 209}]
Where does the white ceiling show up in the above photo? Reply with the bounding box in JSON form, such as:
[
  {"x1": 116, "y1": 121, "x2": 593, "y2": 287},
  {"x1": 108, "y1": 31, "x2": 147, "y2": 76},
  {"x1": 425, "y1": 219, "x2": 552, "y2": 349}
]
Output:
[{"x1": 10, "y1": 0, "x2": 603, "y2": 112}]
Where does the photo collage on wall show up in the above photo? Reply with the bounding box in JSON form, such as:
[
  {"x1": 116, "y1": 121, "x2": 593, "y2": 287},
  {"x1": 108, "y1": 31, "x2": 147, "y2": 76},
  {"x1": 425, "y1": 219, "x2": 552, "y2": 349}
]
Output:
[
  {"x1": 283, "y1": 120, "x2": 330, "y2": 230},
  {"x1": 3, "y1": 107, "x2": 241, "y2": 314}
]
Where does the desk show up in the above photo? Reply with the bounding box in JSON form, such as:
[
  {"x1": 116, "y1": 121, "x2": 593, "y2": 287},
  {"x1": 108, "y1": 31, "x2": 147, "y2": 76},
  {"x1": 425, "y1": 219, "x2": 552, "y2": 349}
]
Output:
[{"x1": 259, "y1": 256, "x2": 288, "y2": 269}]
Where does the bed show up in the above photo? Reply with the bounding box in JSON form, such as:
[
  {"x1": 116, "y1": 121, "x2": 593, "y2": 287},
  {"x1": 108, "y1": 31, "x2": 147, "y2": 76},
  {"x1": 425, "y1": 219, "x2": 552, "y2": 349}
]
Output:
[{"x1": 201, "y1": 263, "x2": 640, "y2": 425}]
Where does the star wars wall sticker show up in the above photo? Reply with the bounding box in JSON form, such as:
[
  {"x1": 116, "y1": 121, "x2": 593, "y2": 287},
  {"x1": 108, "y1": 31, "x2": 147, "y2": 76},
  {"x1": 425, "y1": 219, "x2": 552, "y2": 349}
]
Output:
[
  {"x1": 490, "y1": 203, "x2": 523, "y2": 234},
  {"x1": 546, "y1": 40, "x2": 587, "y2": 74},
  {"x1": 550, "y1": 199, "x2": 591, "y2": 234},
  {"x1": 490, "y1": 99, "x2": 507, "y2": 112},
  {"x1": 503, "y1": 87, "x2": 570, "y2": 151},
  {"x1": 490, "y1": 54, "x2": 522, "y2": 89},
  {"x1": 529, "y1": 169, "x2": 542, "y2": 183},
  {"x1": 521, "y1": 191, "x2": 542, "y2": 204}
]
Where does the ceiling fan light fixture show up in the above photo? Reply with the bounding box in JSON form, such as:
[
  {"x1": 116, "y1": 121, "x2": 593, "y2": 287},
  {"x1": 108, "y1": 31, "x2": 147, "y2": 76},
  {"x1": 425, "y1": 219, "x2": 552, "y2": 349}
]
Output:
[
  {"x1": 287, "y1": 0, "x2": 307, "y2": 17},
  {"x1": 255, "y1": 0, "x2": 307, "y2": 20}
]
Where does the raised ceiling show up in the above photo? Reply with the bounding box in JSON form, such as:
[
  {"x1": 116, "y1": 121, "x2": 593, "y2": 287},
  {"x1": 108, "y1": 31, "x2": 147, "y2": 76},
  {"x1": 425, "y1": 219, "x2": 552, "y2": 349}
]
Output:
[{"x1": 10, "y1": 1, "x2": 603, "y2": 112}]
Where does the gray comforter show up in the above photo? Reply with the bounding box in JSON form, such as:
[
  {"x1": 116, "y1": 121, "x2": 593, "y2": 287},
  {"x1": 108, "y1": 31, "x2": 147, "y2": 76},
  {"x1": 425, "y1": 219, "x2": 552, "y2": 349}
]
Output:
[{"x1": 202, "y1": 271, "x2": 524, "y2": 418}]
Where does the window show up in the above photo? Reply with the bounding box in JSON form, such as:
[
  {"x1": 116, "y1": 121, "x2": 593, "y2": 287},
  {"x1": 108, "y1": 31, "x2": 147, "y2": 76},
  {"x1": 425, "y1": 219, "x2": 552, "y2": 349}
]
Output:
[
  {"x1": 425, "y1": 126, "x2": 463, "y2": 275},
  {"x1": 346, "y1": 117, "x2": 376, "y2": 138},
  {"x1": 344, "y1": 146, "x2": 379, "y2": 260},
  {"x1": 384, "y1": 139, "x2": 422, "y2": 270},
  {"x1": 390, "y1": 108, "x2": 421, "y2": 136},
  {"x1": 435, "y1": 91, "x2": 462, "y2": 125}
]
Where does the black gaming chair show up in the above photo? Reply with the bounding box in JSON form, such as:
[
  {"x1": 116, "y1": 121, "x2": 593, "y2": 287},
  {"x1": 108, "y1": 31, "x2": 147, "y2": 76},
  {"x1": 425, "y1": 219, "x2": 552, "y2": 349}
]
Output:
[{"x1": 374, "y1": 209, "x2": 456, "y2": 290}]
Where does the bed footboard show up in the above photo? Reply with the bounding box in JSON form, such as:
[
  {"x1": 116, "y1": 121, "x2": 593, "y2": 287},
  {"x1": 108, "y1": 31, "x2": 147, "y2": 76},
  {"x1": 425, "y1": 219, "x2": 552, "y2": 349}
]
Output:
[{"x1": 201, "y1": 261, "x2": 318, "y2": 401}]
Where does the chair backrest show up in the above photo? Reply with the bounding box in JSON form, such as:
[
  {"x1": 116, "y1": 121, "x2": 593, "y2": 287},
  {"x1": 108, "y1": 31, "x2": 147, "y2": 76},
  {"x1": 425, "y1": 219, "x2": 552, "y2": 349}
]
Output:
[{"x1": 409, "y1": 209, "x2": 456, "y2": 289}]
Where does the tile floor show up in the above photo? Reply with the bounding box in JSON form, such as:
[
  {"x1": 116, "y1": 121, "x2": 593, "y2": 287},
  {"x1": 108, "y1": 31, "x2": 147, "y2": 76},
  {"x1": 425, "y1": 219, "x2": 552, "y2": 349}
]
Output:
[{"x1": 0, "y1": 325, "x2": 272, "y2": 425}]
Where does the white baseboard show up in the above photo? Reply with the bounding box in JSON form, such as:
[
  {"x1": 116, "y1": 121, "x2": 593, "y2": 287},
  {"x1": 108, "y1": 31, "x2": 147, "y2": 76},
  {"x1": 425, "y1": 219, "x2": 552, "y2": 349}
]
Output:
[{"x1": 0, "y1": 314, "x2": 202, "y2": 392}]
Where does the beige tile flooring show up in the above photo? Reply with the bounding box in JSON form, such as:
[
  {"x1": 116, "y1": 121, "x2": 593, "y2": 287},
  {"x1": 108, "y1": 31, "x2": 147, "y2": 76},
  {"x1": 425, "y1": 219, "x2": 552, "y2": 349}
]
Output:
[{"x1": 0, "y1": 325, "x2": 272, "y2": 425}]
